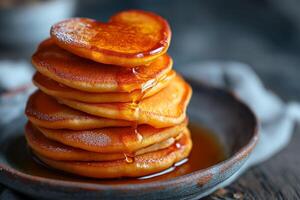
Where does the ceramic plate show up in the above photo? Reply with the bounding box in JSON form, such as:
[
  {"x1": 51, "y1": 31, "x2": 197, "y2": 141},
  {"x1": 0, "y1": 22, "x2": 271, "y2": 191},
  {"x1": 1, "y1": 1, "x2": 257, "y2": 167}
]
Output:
[{"x1": 0, "y1": 80, "x2": 258, "y2": 199}]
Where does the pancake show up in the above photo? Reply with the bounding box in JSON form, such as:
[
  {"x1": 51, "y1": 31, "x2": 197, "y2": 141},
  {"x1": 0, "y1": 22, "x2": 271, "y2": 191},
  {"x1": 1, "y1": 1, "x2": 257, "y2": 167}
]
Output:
[
  {"x1": 58, "y1": 75, "x2": 192, "y2": 128},
  {"x1": 25, "y1": 91, "x2": 132, "y2": 130},
  {"x1": 34, "y1": 128, "x2": 192, "y2": 178},
  {"x1": 50, "y1": 10, "x2": 171, "y2": 67},
  {"x1": 25, "y1": 122, "x2": 177, "y2": 162},
  {"x1": 33, "y1": 70, "x2": 175, "y2": 103},
  {"x1": 32, "y1": 39, "x2": 173, "y2": 93},
  {"x1": 36, "y1": 119, "x2": 187, "y2": 153}
]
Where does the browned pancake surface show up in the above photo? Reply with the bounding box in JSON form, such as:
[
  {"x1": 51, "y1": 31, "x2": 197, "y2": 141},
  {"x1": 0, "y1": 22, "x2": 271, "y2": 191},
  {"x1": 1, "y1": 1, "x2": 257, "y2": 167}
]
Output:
[
  {"x1": 25, "y1": 123, "x2": 177, "y2": 162},
  {"x1": 25, "y1": 91, "x2": 131, "y2": 130},
  {"x1": 34, "y1": 128, "x2": 192, "y2": 178},
  {"x1": 58, "y1": 75, "x2": 192, "y2": 128},
  {"x1": 36, "y1": 119, "x2": 187, "y2": 153},
  {"x1": 32, "y1": 39, "x2": 172, "y2": 93},
  {"x1": 33, "y1": 71, "x2": 175, "y2": 103},
  {"x1": 50, "y1": 10, "x2": 171, "y2": 67}
]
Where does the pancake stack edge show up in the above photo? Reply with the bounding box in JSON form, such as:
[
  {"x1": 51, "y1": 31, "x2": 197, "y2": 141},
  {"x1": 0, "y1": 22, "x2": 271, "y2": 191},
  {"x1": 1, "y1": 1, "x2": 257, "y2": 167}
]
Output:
[{"x1": 24, "y1": 10, "x2": 193, "y2": 178}]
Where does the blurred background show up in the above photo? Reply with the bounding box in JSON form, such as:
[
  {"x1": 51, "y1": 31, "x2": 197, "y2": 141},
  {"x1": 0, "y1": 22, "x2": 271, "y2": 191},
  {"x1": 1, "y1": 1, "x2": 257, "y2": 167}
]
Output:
[{"x1": 0, "y1": 0, "x2": 300, "y2": 99}]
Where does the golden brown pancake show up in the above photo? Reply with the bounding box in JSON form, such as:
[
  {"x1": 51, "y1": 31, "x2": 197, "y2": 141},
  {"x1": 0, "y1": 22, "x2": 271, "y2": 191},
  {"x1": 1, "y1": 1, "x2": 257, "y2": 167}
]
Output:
[
  {"x1": 25, "y1": 122, "x2": 177, "y2": 161},
  {"x1": 58, "y1": 75, "x2": 192, "y2": 128},
  {"x1": 50, "y1": 10, "x2": 171, "y2": 67},
  {"x1": 33, "y1": 71, "x2": 175, "y2": 103},
  {"x1": 36, "y1": 119, "x2": 187, "y2": 153},
  {"x1": 25, "y1": 91, "x2": 132, "y2": 130},
  {"x1": 34, "y1": 128, "x2": 192, "y2": 178},
  {"x1": 32, "y1": 39, "x2": 173, "y2": 93}
]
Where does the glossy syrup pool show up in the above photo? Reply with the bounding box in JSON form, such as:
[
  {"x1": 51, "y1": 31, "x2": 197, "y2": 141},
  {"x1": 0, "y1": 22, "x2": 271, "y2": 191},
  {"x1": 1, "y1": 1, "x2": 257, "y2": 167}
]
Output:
[{"x1": 4, "y1": 124, "x2": 226, "y2": 184}]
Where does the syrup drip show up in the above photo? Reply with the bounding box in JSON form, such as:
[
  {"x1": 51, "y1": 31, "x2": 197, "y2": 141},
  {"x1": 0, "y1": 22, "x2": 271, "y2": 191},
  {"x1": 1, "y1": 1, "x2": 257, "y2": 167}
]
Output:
[
  {"x1": 130, "y1": 67, "x2": 160, "y2": 141},
  {"x1": 124, "y1": 153, "x2": 134, "y2": 163},
  {"x1": 58, "y1": 82, "x2": 66, "y2": 88},
  {"x1": 121, "y1": 66, "x2": 163, "y2": 164},
  {"x1": 119, "y1": 67, "x2": 171, "y2": 164},
  {"x1": 175, "y1": 142, "x2": 182, "y2": 149},
  {"x1": 135, "y1": 128, "x2": 143, "y2": 142}
]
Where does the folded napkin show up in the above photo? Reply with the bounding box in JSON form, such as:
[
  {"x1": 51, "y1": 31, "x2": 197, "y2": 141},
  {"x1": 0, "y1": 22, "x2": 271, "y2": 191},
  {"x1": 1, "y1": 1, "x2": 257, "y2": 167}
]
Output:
[
  {"x1": 0, "y1": 60, "x2": 34, "y2": 126},
  {"x1": 1, "y1": 60, "x2": 299, "y2": 199},
  {"x1": 179, "y1": 61, "x2": 300, "y2": 196}
]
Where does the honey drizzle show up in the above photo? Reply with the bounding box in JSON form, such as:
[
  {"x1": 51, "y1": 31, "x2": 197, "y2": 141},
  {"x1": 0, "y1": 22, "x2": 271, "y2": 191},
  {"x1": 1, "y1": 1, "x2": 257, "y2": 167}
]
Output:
[
  {"x1": 122, "y1": 66, "x2": 167, "y2": 163},
  {"x1": 124, "y1": 153, "x2": 134, "y2": 163}
]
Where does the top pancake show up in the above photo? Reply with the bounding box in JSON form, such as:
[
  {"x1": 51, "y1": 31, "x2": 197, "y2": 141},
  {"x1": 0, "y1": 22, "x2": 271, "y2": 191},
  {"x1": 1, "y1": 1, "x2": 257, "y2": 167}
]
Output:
[
  {"x1": 50, "y1": 10, "x2": 171, "y2": 67},
  {"x1": 32, "y1": 39, "x2": 172, "y2": 93}
]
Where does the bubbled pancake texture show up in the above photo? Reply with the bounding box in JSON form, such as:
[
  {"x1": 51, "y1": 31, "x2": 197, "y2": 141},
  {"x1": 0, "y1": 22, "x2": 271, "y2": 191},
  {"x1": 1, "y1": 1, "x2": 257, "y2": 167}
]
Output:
[{"x1": 25, "y1": 10, "x2": 192, "y2": 178}]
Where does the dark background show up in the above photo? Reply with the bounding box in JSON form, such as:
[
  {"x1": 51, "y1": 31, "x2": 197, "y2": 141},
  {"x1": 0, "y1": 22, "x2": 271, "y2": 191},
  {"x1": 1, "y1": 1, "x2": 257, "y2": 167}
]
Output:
[
  {"x1": 77, "y1": 0, "x2": 300, "y2": 101},
  {"x1": 1, "y1": 0, "x2": 300, "y2": 100},
  {"x1": 1, "y1": 0, "x2": 300, "y2": 199}
]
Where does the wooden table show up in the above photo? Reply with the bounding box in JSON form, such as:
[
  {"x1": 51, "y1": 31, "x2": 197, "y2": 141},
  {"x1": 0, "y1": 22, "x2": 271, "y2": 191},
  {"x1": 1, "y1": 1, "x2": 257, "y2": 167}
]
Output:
[{"x1": 206, "y1": 126, "x2": 300, "y2": 200}]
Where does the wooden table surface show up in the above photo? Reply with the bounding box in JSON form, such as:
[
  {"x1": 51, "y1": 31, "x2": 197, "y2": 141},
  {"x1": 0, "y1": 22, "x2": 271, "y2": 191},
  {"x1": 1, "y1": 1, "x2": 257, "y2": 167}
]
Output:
[{"x1": 206, "y1": 125, "x2": 300, "y2": 200}]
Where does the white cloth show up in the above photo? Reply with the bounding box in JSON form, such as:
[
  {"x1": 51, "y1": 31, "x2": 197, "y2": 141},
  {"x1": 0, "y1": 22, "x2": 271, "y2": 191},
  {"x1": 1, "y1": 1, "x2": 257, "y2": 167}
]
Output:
[
  {"x1": 0, "y1": 60, "x2": 34, "y2": 125},
  {"x1": 179, "y1": 61, "x2": 300, "y2": 196}
]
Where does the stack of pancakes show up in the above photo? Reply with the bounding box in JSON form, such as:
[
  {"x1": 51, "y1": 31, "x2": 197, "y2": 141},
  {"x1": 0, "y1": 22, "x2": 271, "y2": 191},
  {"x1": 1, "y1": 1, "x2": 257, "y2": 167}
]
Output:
[{"x1": 24, "y1": 10, "x2": 193, "y2": 178}]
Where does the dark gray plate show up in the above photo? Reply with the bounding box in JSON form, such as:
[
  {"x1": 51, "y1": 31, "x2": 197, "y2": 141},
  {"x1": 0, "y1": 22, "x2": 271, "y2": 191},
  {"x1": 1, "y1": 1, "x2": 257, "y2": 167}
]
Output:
[{"x1": 0, "y1": 81, "x2": 258, "y2": 200}]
